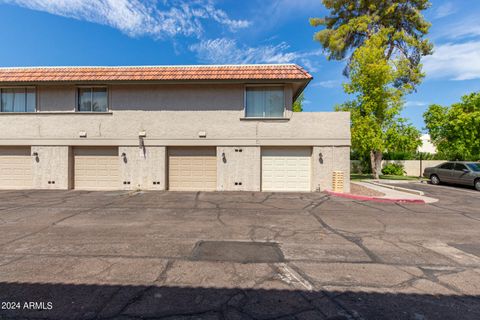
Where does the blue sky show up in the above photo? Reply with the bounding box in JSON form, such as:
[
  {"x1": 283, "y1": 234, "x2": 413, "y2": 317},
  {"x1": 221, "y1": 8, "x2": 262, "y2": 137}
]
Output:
[{"x1": 0, "y1": 0, "x2": 479, "y2": 131}]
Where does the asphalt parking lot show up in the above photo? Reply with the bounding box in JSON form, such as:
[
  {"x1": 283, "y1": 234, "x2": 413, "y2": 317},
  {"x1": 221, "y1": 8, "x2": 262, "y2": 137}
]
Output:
[{"x1": 0, "y1": 184, "x2": 479, "y2": 320}]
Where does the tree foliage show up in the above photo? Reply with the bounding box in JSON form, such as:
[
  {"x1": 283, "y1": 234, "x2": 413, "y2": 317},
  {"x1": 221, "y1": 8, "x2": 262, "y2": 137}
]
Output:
[
  {"x1": 313, "y1": 0, "x2": 431, "y2": 178},
  {"x1": 293, "y1": 92, "x2": 304, "y2": 112},
  {"x1": 336, "y1": 32, "x2": 421, "y2": 178},
  {"x1": 310, "y1": 0, "x2": 433, "y2": 89},
  {"x1": 424, "y1": 92, "x2": 480, "y2": 160}
]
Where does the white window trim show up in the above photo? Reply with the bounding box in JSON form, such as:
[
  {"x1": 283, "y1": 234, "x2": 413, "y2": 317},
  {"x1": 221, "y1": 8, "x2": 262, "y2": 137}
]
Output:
[
  {"x1": 243, "y1": 84, "x2": 286, "y2": 118},
  {"x1": 76, "y1": 86, "x2": 109, "y2": 112},
  {"x1": 0, "y1": 86, "x2": 37, "y2": 113}
]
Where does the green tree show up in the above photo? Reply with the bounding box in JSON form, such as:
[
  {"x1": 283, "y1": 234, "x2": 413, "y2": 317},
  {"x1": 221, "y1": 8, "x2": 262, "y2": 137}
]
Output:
[
  {"x1": 385, "y1": 118, "x2": 422, "y2": 154},
  {"x1": 424, "y1": 92, "x2": 480, "y2": 160},
  {"x1": 293, "y1": 93, "x2": 304, "y2": 112},
  {"x1": 310, "y1": 0, "x2": 433, "y2": 89},
  {"x1": 336, "y1": 32, "x2": 421, "y2": 178},
  {"x1": 312, "y1": 0, "x2": 432, "y2": 178}
]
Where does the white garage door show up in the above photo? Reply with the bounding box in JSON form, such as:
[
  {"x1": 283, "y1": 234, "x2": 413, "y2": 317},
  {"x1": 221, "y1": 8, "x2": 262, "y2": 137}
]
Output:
[
  {"x1": 74, "y1": 147, "x2": 119, "y2": 190},
  {"x1": 168, "y1": 147, "x2": 217, "y2": 191},
  {"x1": 262, "y1": 147, "x2": 311, "y2": 192},
  {"x1": 0, "y1": 147, "x2": 32, "y2": 189}
]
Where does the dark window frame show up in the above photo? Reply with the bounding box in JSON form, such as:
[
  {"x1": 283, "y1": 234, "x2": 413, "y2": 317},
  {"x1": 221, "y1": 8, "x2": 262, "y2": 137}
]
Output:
[
  {"x1": 77, "y1": 87, "x2": 108, "y2": 112},
  {"x1": 244, "y1": 85, "x2": 286, "y2": 118},
  {"x1": 0, "y1": 87, "x2": 36, "y2": 112},
  {"x1": 439, "y1": 162, "x2": 454, "y2": 170},
  {"x1": 454, "y1": 163, "x2": 468, "y2": 171}
]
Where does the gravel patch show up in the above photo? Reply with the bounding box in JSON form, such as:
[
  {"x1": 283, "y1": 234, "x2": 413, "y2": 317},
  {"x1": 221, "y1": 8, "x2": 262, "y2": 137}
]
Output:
[{"x1": 350, "y1": 183, "x2": 385, "y2": 197}]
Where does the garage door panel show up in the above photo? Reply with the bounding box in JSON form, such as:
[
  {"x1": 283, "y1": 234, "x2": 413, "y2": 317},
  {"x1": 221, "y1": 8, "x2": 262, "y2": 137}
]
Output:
[
  {"x1": 0, "y1": 147, "x2": 32, "y2": 189},
  {"x1": 262, "y1": 147, "x2": 311, "y2": 192},
  {"x1": 74, "y1": 147, "x2": 119, "y2": 190},
  {"x1": 168, "y1": 147, "x2": 217, "y2": 191}
]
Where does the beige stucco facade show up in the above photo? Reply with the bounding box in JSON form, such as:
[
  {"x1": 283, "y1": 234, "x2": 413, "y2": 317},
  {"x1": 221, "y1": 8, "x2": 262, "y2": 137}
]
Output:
[{"x1": 0, "y1": 82, "x2": 350, "y2": 192}]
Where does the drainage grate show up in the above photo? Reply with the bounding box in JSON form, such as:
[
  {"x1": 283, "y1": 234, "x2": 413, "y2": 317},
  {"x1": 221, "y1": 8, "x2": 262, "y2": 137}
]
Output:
[{"x1": 191, "y1": 241, "x2": 284, "y2": 263}]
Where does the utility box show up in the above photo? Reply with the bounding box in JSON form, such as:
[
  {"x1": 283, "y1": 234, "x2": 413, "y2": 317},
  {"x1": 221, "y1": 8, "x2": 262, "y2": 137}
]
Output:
[{"x1": 332, "y1": 171, "x2": 345, "y2": 193}]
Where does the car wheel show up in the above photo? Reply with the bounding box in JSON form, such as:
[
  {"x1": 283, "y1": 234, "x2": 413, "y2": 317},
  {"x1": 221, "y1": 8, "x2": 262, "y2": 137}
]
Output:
[
  {"x1": 475, "y1": 179, "x2": 480, "y2": 191},
  {"x1": 430, "y1": 174, "x2": 441, "y2": 185}
]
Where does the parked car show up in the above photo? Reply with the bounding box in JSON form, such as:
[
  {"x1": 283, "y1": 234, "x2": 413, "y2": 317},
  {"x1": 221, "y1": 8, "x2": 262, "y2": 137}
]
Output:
[{"x1": 423, "y1": 161, "x2": 480, "y2": 191}]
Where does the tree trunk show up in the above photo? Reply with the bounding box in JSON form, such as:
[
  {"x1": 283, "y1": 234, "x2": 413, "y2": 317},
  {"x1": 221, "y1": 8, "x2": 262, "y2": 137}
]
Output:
[{"x1": 370, "y1": 150, "x2": 383, "y2": 179}]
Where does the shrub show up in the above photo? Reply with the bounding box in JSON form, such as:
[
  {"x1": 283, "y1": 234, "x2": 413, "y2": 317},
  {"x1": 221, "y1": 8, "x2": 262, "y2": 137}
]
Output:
[{"x1": 381, "y1": 163, "x2": 405, "y2": 176}]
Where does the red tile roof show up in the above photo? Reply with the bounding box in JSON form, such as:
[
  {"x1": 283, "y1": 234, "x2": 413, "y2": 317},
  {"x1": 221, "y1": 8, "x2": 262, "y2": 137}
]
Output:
[{"x1": 0, "y1": 64, "x2": 312, "y2": 83}]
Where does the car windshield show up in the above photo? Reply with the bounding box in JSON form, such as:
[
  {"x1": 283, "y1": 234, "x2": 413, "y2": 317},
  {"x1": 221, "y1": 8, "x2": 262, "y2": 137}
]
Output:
[{"x1": 467, "y1": 163, "x2": 480, "y2": 172}]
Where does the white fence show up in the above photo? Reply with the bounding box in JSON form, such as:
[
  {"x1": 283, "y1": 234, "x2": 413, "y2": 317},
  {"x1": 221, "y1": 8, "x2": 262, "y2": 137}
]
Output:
[{"x1": 351, "y1": 160, "x2": 447, "y2": 176}]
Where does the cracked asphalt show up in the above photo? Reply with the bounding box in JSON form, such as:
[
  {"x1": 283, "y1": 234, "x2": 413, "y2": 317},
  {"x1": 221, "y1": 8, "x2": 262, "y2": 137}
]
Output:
[{"x1": 0, "y1": 184, "x2": 479, "y2": 320}]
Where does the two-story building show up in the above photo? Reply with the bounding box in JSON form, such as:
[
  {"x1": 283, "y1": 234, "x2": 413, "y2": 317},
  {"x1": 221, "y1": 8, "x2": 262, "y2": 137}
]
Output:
[{"x1": 0, "y1": 64, "x2": 350, "y2": 192}]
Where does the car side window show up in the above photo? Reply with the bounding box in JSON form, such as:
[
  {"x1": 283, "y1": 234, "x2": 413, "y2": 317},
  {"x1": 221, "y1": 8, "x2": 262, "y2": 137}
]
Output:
[
  {"x1": 454, "y1": 163, "x2": 468, "y2": 171},
  {"x1": 440, "y1": 163, "x2": 454, "y2": 170}
]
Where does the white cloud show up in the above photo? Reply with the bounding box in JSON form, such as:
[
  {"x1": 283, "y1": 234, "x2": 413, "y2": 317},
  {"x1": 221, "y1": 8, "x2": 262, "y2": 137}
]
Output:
[
  {"x1": 189, "y1": 38, "x2": 322, "y2": 68},
  {"x1": 424, "y1": 41, "x2": 480, "y2": 80},
  {"x1": 405, "y1": 100, "x2": 428, "y2": 107},
  {"x1": 1, "y1": 0, "x2": 250, "y2": 38},
  {"x1": 433, "y1": 15, "x2": 480, "y2": 40},
  {"x1": 433, "y1": 2, "x2": 457, "y2": 19},
  {"x1": 311, "y1": 80, "x2": 342, "y2": 88}
]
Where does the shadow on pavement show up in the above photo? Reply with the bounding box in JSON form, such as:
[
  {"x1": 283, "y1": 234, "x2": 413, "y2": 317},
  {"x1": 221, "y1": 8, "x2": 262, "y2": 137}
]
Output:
[{"x1": 0, "y1": 281, "x2": 479, "y2": 319}]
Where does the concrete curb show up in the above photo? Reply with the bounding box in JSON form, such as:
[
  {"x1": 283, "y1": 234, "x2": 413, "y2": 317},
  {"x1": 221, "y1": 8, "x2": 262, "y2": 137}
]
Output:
[
  {"x1": 325, "y1": 190, "x2": 426, "y2": 204},
  {"x1": 364, "y1": 180, "x2": 424, "y2": 196}
]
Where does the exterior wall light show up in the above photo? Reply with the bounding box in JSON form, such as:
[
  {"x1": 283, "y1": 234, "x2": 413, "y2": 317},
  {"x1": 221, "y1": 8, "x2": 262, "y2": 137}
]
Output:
[
  {"x1": 319, "y1": 152, "x2": 323, "y2": 164},
  {"x1": 32, "y1": 151, "x2": 39, "y2": 163},
  {"x1": 121, "y1": 152, "x2": 128, "y2": 164},
  {"x1": 222, "y1": 152, "x2": 227, "y2": 163}
]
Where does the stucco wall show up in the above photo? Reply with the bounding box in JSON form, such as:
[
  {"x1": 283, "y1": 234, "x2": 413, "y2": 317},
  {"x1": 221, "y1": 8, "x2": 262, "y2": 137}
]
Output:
[
  {"x1": 37, "y1": 86, "x2": 76, "y2": 112},
  {"x1": 110, "y1": 84, "x2": 245, "y2": 111},
  {"x1": 1, "y1": 84, "x2": 351, "y2": 192},
  {"x1": 31, "y1": 146, "x2": 70, "y2": 189},
  {"x1": 31, "y1": 84, "x2": 294, "y2": 113},
  {"x1": 118, "y1": 146, "x2": 166, "y2": 190},
  {"x1": 313, "y1": 146, "x2": 350, "y2": 193},
  {"x1": 217, "y1": 146, "x2": 261, "y2": 191},
  {"x1": 0, "y1": 111, "x2": 350, "y2": 147}
]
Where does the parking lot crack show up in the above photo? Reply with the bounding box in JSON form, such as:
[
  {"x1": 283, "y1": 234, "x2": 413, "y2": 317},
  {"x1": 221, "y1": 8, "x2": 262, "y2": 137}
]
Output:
[
  {"x1": 0, "y1": 193, "x2": 138, "y2": 249},
  {"x1": 216, "y1": 211, "x2": 226, "y2": 226},
  {"x1": 155, "y1": 259, "x2": 173, "y2": 284},
  {"x1": 309, "y1": 211, "x2": 382, "y2": 263},
  {"x1": 418, "y1": 266, "x2": 465, "y2": 294}
]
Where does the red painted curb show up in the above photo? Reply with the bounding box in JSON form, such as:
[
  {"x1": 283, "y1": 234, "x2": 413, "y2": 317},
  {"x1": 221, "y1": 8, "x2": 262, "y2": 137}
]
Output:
[{"x1": 325, "y1": 190, "x2": 425, "y2": 204}]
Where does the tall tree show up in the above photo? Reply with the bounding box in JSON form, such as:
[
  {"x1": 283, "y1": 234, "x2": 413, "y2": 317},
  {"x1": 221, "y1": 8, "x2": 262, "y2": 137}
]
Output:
[
  {"x1": 310, "y1": 0, "x2": 432, "y2": 89},
  {"x1": 424, "y1": 92, "x2": 480, "y2": 160},
  {"x1": 293, "y1": 93, "x2": 304, "y2": 112},
  {"x1": 336, "y1": 32, "x2": 421, "y2": 177},
  {"x1": 311, "y1": 0, "x2": 432, "y2": 178}
]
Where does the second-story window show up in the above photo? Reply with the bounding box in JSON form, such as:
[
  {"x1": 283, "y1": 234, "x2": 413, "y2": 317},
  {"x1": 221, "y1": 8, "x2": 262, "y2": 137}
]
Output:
[
  {"x1": 78, "y1": 87, "x2": 108, "y2": 112},
  {"x1": 245, "y1": 86, "x2": 285, "y2": 118},
  {"x1": 0, "y1": 88, "x2": 35, "y2": 112}
]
